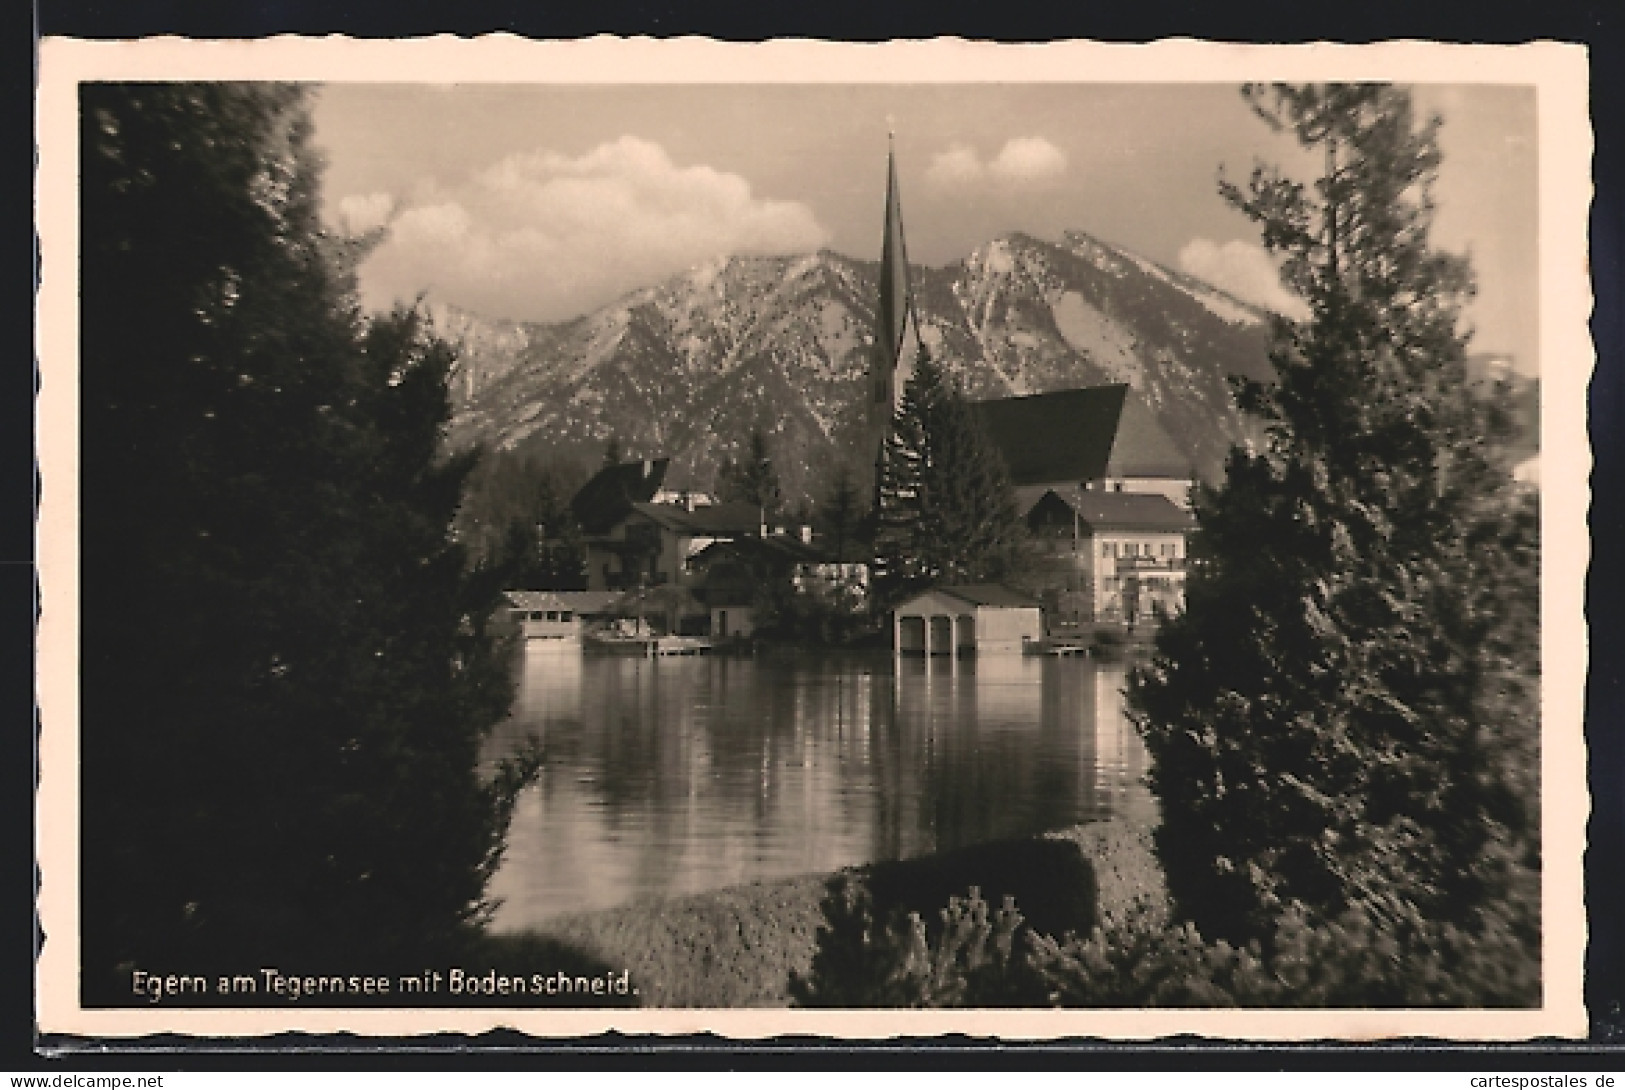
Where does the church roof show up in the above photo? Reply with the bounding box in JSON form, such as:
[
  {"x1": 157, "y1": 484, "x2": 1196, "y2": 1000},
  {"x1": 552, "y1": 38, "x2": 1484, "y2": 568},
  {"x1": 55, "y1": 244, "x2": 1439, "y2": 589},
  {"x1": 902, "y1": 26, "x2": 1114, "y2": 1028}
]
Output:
[{"x1": 971, "y1": 385, "x2": 1191, "y2": 486}]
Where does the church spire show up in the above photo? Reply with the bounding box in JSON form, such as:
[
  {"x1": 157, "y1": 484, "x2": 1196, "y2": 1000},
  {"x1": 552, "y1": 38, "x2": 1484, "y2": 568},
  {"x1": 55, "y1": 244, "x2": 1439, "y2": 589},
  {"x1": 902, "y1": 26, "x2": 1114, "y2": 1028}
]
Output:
[
  {"x1": 868, "y1": 135, "x2": 924, "y2": 510},
  {"x1": 877, "y1": 135, "x2": 916, "y2": 376},
  {"x1": 872, "y1": 137, "x2": 922, "y2": 421}
]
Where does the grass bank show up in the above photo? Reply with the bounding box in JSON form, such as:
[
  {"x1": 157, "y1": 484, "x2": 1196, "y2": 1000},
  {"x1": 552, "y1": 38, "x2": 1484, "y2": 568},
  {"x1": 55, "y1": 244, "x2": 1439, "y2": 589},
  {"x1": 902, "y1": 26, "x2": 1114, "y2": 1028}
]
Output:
[{"x1": 482, "y1": 818, "x2": 1167, "y2": 1008}]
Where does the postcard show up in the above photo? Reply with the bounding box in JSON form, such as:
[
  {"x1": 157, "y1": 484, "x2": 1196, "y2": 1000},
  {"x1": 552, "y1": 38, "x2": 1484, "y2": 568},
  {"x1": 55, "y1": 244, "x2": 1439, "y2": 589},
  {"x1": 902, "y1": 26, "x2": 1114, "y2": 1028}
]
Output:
[{"x1": 35, "y1": 35, "x2": 1592, "y2": 1041}]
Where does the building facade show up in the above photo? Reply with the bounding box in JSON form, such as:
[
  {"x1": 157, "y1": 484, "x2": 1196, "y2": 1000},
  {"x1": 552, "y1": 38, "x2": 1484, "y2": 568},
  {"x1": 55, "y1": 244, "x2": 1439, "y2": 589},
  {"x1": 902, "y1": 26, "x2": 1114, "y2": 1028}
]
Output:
[
  {"x1": 583, "y1": 500, "x2": 763, "y2": 592},
  {"x1": 1026, "y1": 489, "x2": 1194, "y2": 625}
]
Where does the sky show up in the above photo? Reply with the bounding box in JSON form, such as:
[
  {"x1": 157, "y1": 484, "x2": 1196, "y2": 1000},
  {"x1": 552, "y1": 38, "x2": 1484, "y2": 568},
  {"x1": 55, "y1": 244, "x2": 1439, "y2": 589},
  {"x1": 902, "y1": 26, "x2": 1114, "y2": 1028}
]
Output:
[{"x1": 311, "y1": 83, "x2": 1539, "y2": 375}]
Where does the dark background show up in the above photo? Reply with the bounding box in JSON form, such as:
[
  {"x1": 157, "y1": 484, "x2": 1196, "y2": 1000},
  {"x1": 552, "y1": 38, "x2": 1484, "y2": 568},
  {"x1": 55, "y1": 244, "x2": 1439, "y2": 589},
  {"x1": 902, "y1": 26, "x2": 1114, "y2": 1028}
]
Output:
[{"x1": 14, "y1": 0, "x2": 1623, "y2": 1069}]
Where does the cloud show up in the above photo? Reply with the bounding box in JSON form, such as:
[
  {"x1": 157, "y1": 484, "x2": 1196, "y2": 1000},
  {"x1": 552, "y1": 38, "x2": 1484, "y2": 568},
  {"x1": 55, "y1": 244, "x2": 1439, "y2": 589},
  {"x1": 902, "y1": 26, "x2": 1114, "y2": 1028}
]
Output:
[
  {"x1": 989, "y1": 138, "x2": 1068, "y2": 183},
  {"x1": 925, "y1": 137, "x2": 1068, "y2": 189},
  {"x1": 925, "y1": 144, "x2": 985, "y2": 188},
  {"x1": 336, "y1": 191, "x2": 395, "y2": 236},
  {"x1": 1176, "y1": 238, "x2": 1308, "y2": 319},
  {"x1": 354, "y1": 136, "x2": 830, "y2": 321}
]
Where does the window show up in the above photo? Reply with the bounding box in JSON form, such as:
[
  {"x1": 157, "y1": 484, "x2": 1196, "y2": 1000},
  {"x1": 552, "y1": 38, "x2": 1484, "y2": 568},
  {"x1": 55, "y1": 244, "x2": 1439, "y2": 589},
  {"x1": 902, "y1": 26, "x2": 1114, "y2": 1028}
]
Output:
[
  {"x1": 529, "y1": 611, "x2": 545, "y2": 621},
  {"x1": 1102, "y1": 542, "x2": 1113, "y2": 558},
  {"x1": 560, "y1": 611, "x2": 573, "y2": 623}
]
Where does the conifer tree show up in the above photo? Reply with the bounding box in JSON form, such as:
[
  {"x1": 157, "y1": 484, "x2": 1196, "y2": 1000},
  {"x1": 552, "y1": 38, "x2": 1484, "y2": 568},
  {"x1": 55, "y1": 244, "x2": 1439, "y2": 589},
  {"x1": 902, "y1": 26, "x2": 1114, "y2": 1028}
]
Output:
[
  {"x1": 818, "y1": 461, "x2": 865, "y2": 561},
  {"x1": 1128, "y1": 84, "x2": 1539, "y2": 975},
  {"x1": 79, "y1": 83, "x2": 529, "y2": 992},
  {"x1": 718, "y1": 426, "x2": 783, "y2": 516},
  {"x1": 873, "y1": 347, "x2": 1026, "y2": 603}
]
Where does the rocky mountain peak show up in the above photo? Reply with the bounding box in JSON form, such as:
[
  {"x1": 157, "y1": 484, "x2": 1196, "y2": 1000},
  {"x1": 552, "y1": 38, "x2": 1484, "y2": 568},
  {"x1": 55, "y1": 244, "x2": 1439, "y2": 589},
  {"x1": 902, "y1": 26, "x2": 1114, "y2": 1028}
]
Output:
[{"x1": 440, "y1": 230, "x2": 1280, "y2": 506}]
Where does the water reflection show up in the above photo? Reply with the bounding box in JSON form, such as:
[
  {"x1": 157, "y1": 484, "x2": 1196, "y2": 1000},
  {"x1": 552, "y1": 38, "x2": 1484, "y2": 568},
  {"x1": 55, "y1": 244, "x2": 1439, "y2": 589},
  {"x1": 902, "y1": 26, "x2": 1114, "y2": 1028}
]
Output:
[{"x1": 484, "y1": 646, "x2": 1153, "y2": 929}]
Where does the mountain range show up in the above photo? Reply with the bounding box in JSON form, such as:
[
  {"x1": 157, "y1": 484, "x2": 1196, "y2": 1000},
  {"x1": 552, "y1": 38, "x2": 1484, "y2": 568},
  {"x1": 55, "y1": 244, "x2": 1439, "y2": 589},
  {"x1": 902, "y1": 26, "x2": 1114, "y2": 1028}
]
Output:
[{"x1": 438, "y1": 229, "x2": 1417, "y2": 508}]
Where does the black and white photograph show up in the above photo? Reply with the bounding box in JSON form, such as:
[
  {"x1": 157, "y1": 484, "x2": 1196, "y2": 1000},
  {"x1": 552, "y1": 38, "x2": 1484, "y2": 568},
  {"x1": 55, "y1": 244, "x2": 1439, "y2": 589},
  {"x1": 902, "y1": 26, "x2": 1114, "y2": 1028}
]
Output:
[{"x1": 34, "y1": 37, "x2": 1591, "y2": 1039}]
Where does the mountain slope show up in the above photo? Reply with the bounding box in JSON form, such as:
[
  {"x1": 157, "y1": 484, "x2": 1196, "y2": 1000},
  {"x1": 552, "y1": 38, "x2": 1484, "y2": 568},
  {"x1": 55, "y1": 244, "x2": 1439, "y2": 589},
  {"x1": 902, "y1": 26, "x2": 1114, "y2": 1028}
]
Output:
[{"x1": 440, "y1": 231, "x2": 1277, "y2": 507}]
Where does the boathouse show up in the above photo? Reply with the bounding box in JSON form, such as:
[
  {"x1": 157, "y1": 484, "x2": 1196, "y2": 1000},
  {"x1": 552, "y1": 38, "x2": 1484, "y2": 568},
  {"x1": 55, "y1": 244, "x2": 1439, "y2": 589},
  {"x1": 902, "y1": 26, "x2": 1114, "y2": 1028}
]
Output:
[
  {"x1": 892, "y1": 585, "x2": 1042, "y2": 656},
  {"x1": 504, "y1": 590, "x2": 621, "y2": 641}
]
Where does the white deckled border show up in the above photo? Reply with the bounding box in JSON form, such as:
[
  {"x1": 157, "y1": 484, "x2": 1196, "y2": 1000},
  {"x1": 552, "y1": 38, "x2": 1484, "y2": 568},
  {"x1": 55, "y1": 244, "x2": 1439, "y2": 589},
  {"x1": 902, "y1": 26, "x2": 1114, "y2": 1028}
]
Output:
[{"x1": 35, "y1": 34, "x2": 1593, "y2": 1041}]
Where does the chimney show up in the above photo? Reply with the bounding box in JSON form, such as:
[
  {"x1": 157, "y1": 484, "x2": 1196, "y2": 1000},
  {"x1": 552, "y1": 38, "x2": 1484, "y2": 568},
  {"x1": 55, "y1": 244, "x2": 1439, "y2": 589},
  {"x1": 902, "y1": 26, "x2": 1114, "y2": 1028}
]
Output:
[
  {"x1": 642, "y1": 459, "x2": 652, "y2": 479},
  {"x1": 799, "y1": 525, "x2": 813, "y2": 545}
]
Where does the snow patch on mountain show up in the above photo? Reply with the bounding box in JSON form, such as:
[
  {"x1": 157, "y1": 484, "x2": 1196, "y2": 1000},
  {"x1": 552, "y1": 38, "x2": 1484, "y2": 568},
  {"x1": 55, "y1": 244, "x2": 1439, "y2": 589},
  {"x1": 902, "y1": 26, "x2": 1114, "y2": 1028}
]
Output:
[
  {"x1": 1059, "y1": 231, "x2": 1130, "y2": 277},
  {"x1": 1050, "y1": 291, "x2": 1143, "y2": 389}
]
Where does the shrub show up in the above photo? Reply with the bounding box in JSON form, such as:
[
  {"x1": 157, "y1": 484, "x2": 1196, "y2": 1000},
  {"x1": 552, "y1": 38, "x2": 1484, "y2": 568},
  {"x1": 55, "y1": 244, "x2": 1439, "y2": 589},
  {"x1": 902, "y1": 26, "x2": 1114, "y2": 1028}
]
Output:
[
  {"x1": 791, "y1": 879, "x2": 1040, "y2": 1007},
  {"x1": 796, "y1": 884, "x2": 1539, "y2": 1008}
]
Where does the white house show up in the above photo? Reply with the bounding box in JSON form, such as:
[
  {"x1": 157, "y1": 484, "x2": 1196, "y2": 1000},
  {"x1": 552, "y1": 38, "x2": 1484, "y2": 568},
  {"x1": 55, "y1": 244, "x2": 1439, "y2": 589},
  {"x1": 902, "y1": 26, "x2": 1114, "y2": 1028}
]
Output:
[{"x1": 1025, "y1": 489, "x2": 1194, "y2": 625}]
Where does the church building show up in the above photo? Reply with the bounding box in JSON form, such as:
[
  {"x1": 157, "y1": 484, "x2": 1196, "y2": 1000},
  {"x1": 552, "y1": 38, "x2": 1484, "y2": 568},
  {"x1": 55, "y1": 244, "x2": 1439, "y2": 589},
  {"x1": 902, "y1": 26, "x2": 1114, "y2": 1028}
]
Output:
[{"x1": 865, "y1": 143, "x2": 1197, "y2": 622}]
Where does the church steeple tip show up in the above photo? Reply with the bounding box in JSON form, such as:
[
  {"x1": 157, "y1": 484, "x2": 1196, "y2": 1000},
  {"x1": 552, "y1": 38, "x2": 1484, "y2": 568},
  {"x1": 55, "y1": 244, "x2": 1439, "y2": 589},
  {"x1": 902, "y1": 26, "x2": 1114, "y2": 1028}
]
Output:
[
  {"x1": 869, "y1": 137, "x2": 925, "y2": 493},
  {"x1": 877, "y1": 137, "x2": 917, "y2": 377}
]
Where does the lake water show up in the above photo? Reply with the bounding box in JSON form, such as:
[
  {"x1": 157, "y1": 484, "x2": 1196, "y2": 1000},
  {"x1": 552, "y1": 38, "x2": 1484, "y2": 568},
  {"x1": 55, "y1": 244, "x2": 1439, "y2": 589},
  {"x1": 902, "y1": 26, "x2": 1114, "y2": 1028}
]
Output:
[{"x1": 483, "y1": 646, "x2": 1155, "y2": 930}]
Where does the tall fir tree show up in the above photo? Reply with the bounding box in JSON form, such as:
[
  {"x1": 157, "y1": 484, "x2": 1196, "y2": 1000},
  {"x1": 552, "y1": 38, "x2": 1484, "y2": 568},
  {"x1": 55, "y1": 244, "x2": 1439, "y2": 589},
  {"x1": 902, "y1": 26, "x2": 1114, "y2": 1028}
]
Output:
[
  {"x1": 817, "y1": 461, "x2": 866, "y2": 562},
  {"x1": 873, "y1": 347, "x2": 1026, "y2": 604},
  {"x1": 1127, "y1": 85, "x2": 1539, "y2": 990},
  {"x1": 718, "y1": 426, "x2": 783, "y2": 517},
  {"x1": 79, "y1": 83, "x2": 530, "y2": 991}
]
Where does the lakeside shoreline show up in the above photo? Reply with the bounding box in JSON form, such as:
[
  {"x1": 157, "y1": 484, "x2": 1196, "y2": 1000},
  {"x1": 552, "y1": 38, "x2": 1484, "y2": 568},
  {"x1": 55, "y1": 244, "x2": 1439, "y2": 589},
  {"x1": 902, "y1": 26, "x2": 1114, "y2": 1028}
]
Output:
[{"x1": 485, "y1": 818, "x2": 1167, "y2": 1008}]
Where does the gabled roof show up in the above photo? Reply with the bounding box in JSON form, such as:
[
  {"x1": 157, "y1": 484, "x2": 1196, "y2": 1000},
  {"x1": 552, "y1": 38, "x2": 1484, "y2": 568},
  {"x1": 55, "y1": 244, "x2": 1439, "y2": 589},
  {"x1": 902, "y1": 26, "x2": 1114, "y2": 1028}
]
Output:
[
  {"x1": 503, "y1": 590, "x2": 622, "y2": 614},
  {"x1": 692, "y1": 535, "x2": 815, "y2": 567},
  {"x1": 627, "y1": 501, "x2": 762, "y2": 537},
  {"x1": 897, "y1": 584, "x2": 1039, "y2": 611},
  {"x1": 971, "y1": 385, "x2": 1191, "y2": 485},
  {"x1": 552, "y1": 590, "x2": 624, "y2": 613},
  {"x1": 504, "y1": 590, "x2": 563, "y2": 612},
  {"x1": 570, "y1": 459, "x2": 669, "y2": 534},
  {"x1": 1029, "y1": 489, "x2": 1194, "y2": 533},
  {"x1": 691, "y1": 532, "x2": 868, "y2": 568}
]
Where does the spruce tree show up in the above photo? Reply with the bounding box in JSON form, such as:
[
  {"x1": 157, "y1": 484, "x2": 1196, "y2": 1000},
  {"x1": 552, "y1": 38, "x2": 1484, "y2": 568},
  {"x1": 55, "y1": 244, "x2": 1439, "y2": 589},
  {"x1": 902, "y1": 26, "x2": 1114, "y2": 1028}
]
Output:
[
  {"x1": 873, "y1": 347, "x2": 1026, "y2": 604},
  {"x1": 817, "y1": 461, "x2": 865, "y2": 561},
  {"x1": 1128, "y1": 84, "x2": 1539, "y2": 984},
  {"x1": 79, "y1": 83, "x2": 528, "y2": 992},
  {"x1": 718, "y1": 426, "x2": 782, "y2": 516}
]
